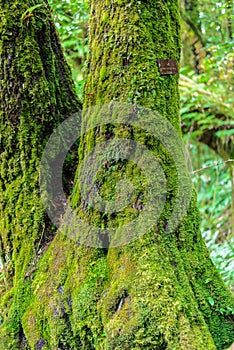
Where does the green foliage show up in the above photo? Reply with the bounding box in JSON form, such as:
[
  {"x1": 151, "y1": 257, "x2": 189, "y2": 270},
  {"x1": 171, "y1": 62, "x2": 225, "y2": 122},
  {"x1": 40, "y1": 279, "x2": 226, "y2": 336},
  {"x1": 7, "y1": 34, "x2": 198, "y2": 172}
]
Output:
[
  {"x1": 180, "y1": 0, "x2": 234, "y2": 293},
  {"x1": 190, "y1": 142, "x2": 233, "y2": 288},
  {"x1": 180, "y1": 71, "x2": 233, "y2": 137},
  {"x1": 21, "y1": 4, "x2": 43, "y2": 21},
  {"x1": 180, "y1": 0, "x2": 234, "y2": 148},
  {"x1": 49, "y1": 0, "x2": 89, "y2": 98}
]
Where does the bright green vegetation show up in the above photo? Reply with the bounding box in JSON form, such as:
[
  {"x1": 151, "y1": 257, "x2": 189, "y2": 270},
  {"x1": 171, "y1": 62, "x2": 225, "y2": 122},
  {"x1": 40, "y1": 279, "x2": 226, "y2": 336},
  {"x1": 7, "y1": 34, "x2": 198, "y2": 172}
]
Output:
[
  {"x1": 0, "y1": 0, "x2": 233, "y2": 349},
  {"x1": 180, "y1": 0, "x2": 234, "y2": 292},
  {"x1": 189, "y1": 143, "x2": 234, "y2": 289}
]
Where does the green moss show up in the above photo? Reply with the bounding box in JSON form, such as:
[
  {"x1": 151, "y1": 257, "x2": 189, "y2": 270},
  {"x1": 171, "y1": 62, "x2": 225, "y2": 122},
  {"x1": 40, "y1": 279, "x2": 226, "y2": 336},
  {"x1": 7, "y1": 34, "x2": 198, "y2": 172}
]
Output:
[
  {"x1": 72, "y1": 0, "x2": 233, "y2": 348},
  {"x1": 1, "y1": 0, "x2": 233, "y2": 349},
  {"x1": 0, "y1": 0, "x2": 81, "y2": 348}
]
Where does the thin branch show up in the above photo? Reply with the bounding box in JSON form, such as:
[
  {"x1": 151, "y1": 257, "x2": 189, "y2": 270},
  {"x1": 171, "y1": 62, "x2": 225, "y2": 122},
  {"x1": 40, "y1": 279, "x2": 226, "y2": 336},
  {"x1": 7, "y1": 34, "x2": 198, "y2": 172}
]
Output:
[
  {"x1": 180, "y1": 8, "x2": 206, "y2": 47},
  {"x1": 191, "y1": 159, "x2": 234, "y2": 174}
]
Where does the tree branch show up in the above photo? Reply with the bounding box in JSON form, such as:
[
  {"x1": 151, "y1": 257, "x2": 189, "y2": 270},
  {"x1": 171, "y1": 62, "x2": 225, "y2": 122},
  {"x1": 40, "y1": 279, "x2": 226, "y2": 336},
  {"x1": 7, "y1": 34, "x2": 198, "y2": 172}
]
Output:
[{"x1": 180, "y1": 8, "x2": 206, "y2": 47}]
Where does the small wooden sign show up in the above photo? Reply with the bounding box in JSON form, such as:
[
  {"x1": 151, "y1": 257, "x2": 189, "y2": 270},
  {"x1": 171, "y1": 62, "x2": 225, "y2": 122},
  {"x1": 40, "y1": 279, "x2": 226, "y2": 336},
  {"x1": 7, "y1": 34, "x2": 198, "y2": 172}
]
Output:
[{"x1": 157, "y1": 59, "x2": 178, "y2": 75}]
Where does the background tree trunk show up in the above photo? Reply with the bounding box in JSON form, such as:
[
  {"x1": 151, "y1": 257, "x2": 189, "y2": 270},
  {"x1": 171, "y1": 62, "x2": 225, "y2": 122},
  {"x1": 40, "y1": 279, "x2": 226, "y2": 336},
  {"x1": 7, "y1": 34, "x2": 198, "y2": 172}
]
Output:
[{"x1": 0, "y1": 0, "x2": 233, "y2": 349}]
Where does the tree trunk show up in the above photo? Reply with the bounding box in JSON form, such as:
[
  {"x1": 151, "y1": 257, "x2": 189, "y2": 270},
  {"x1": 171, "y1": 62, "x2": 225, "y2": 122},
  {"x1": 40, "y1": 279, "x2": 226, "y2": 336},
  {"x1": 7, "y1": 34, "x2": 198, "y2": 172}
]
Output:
[
  {"x1": 183, "y1": 0, "x2": 204, "y2": 74},
  {"x1": 0, "y1": 1, "x2": 233, "y2": 350},
  {"x1": 226, "y1": 0, "x2": 233, "y2": 41},
  {"x1": 0, "y1": 0, "x2": 81, "y2": 348}
]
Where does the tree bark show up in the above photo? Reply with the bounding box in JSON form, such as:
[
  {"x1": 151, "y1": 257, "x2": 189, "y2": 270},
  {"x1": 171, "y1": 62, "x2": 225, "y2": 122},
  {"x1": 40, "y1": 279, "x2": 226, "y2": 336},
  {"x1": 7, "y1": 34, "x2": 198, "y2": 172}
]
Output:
[
  {"x1": 0, "y1": 0, "x2": 81, "y2": 348},
  {"x1": 183, "y1": 0, "x2": 204, "y2": 74},
  {"x1": 226, "y1": 0, "x2": 233, "y2": 41},
  {"x1": 74, "y1": 1, "x2": 234, "y2": 349},
  {"x1": 0, "y1": 1, "x2": 233, "y2": 350}
]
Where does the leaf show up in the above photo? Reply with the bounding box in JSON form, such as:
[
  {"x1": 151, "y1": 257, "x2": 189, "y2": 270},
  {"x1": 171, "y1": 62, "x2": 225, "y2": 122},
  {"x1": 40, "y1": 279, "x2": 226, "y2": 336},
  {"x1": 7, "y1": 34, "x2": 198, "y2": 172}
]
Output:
[
  {"x1": 208, "y1": 297, "x2": 215, "y2": 306},
  {"x1": 219, "y1": 307, "x2": 225, "y2": 314},
  {"x1": 21, "y1": 4, "x2": 43, "y2": 21},
  {"x1": 205, "y1": 278, "x2": 212, "y2": 284},
  {"x1": 216, "y1": 129, "x2": 234, "y2": 137}
]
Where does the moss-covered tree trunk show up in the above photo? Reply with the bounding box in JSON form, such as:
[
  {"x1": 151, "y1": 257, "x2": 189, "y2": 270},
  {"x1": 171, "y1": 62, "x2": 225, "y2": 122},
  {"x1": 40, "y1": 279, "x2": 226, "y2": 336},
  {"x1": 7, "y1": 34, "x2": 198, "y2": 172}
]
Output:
[
  {"x1": 0, "y1": 0, "x2": 81, "y2": 348},
  {"x1": 0, "y1": 0, "x2": 233, "y2": 350}
]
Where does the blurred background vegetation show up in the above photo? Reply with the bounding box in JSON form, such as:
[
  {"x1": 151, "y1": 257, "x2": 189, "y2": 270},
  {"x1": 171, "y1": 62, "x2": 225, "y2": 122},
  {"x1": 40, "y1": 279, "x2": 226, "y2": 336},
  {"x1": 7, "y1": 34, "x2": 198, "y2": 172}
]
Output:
[{"x1": 48, "y1": 0, "x2": 233, "y2": 289}]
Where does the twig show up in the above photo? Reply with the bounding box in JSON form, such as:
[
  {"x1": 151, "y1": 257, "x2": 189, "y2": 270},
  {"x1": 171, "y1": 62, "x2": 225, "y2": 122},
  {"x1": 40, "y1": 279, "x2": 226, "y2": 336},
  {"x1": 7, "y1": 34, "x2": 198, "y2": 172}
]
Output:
[{"x1": 191, "y1": 159, "x2": 234, "y2": 174}]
